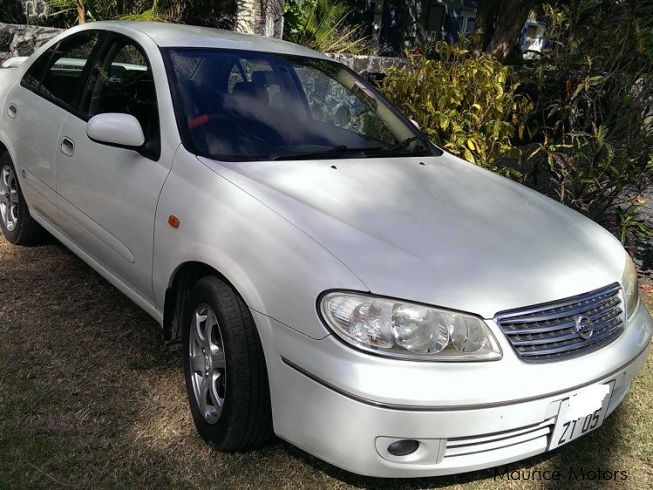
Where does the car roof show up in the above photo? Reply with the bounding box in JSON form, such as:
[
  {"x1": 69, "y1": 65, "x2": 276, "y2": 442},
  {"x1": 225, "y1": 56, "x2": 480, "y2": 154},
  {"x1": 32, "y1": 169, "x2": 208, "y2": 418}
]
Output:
[{"x1": 88, "y1": 21, "x2": 330, "y2": 60}]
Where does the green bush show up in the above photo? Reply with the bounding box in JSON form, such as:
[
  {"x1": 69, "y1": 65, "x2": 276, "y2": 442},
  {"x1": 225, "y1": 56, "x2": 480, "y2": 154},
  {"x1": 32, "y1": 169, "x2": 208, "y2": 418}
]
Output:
[
  {"x1": 523, "y1": 2, "x2": 653, "y2": 241},
  {"x1": 380, "y1": 41, "x2": 532, "y2": 175},
  {"x1": 45, "y1": 1, "x2": 234, "y2": 26},
  {"x1": 46, "y1": 0, "x2": 120, "y2": 23}
]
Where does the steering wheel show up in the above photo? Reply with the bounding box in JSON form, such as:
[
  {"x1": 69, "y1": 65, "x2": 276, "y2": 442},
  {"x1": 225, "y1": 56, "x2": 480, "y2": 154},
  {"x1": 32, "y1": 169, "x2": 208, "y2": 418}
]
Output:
[{"x1": 188, "y1": 113, "x2": 273, "y2": 151}]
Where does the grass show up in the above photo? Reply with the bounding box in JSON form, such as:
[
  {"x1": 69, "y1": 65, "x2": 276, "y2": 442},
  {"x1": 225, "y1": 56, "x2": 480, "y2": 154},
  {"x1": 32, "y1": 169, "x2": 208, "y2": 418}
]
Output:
[{"x1": 0, "y1": 235, "x2": 652, "y2": 489}]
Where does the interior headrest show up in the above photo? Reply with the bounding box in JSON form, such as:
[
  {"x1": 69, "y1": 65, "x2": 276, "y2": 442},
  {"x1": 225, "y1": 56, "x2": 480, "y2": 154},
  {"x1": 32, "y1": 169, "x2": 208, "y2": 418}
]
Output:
[
  {"x1": 252, "y1": 71, "x2": 276, "y2": 85},
  {"x1": 232, "y1": 81, "x2": 268, "y2": 104}
]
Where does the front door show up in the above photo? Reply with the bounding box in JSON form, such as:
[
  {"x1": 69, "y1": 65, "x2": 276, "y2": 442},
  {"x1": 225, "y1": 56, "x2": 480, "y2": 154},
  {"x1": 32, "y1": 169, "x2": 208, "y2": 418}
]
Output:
[
  {"x1": 5, "y1": 31, "x2": 102, "y2": 223},
  {"x1": 56, "y1": 34, "x2": 169, "y2": 302}
]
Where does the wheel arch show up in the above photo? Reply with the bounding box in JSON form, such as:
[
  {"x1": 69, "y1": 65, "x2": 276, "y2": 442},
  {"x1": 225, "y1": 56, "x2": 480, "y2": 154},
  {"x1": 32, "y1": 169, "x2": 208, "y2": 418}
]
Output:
[
  {"x1": 0, "y1": 139, "x2": 12, "y2": 161},
  {"x1": 0, "y1": 136, "x2": 19, "y2": 168},
  {"x1": 162, "y1": 261, "x2": 256, "y2": 348}
]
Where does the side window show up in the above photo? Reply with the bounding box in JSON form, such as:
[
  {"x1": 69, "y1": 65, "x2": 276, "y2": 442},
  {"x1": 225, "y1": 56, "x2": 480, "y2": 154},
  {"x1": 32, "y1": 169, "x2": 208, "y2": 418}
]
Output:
[
  {"x1": 21, "y1": 45, "x2": 55, "y2": 92},
  {"x1": 84, "y1": 36, "x2": 160, "y2": 159},
  {"x1": 40, "y1": 31, "x2": 101, "y2": 108}
]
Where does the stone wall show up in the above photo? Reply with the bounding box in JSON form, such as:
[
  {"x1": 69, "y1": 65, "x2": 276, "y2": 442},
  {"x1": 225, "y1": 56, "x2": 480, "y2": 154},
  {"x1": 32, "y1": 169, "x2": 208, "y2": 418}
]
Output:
[
  {"x1": 325, "y1": 53, "x2": 407, "y2": 80},
  {"x1": 0, "y1": 23, "x2": 60, "y2": 62},
  {"x1": 0, "y1": 23, "x2": 404, "y2": 79}
]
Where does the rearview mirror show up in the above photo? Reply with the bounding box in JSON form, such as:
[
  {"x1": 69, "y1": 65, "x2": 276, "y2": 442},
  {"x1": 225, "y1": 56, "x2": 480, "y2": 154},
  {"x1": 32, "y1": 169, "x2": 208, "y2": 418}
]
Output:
[{"x1": 87, "y1": 113, "x2": 145, "y2": 149}]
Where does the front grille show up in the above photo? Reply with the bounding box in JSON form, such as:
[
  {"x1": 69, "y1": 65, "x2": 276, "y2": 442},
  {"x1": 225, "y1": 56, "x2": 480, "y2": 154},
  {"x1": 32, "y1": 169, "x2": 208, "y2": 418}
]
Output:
[
  {"x1": 443, "y1": 419, "x2": 554, "y2": 459},
  {"x1": 495, "y1": 283, "x2": 624, "y2": 363}
]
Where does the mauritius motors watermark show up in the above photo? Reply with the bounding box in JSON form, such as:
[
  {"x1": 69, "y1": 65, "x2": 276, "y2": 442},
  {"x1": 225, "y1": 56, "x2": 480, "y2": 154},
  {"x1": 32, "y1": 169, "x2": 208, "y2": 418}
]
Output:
[{"x1": 494, "y1": 466, "x2": 628, "y2": 482}]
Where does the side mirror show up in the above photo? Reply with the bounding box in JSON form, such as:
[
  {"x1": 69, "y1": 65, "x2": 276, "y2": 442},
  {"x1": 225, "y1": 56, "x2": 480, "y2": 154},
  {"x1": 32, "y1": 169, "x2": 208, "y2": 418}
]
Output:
[
  {"x1": 87, "y1": 113, "x2": 145, "y2": 149},
  {"x1": 410, "y1": 118, "x2": 420, "y2": 130}
]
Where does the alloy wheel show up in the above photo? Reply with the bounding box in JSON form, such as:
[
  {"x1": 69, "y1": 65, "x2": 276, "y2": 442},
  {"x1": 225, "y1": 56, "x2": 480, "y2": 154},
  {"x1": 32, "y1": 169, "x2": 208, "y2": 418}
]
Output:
[
  {"x1": 189, "y1": 304, "x2": 227, "y2": 424},
  {"x1": 0, "y1": 166, "x2": 19, "y2": 232}
]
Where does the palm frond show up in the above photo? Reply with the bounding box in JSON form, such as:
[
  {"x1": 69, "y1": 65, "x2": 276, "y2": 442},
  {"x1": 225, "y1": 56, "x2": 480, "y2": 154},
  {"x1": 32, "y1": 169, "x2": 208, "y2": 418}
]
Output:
[{"x1": 284, "y1": 0, "x2": 370, "y2": 54}]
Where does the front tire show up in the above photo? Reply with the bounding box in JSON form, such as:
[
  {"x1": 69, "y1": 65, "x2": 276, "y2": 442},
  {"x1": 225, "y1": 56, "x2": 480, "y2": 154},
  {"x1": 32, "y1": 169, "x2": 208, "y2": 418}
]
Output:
[
  {"x1": 183, "y1": 276, "x2": 273, "y2": 450},
  {"x1": 0, "y1": 153, "x2": 46, "y2": 245}
]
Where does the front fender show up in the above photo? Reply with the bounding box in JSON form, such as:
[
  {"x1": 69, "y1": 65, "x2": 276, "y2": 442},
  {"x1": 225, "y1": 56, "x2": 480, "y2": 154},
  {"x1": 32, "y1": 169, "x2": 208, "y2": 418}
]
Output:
[{"x1": 153, "y1": 149, "x2": 368, "y2": 339}]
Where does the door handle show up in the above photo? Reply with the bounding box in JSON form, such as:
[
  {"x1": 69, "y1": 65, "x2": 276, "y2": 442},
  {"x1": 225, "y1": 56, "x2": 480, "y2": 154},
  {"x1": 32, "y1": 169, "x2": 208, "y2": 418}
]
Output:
[
  {"x1": 60, "y1": 136, "x2": 75, "y2": 157},
  {"x1": 7, "y1": 103, "x2": 17, "y2": 119}
]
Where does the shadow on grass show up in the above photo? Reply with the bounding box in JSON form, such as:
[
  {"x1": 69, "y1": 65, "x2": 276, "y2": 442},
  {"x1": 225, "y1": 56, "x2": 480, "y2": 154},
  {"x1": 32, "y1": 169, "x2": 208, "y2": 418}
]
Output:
[{"x1": 0, "y1": 237, "x2": 644, "y2": 488}]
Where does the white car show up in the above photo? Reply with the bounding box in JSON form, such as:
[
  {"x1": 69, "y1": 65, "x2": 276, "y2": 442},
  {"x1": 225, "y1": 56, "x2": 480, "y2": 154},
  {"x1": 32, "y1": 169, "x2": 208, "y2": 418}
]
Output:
[{"x1": 0, "y1": 22, "x2": 650, "y2": 478}]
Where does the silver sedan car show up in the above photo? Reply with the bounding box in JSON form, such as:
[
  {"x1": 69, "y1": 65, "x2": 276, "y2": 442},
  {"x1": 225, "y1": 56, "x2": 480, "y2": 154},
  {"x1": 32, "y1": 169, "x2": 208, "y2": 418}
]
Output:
[{"x1": 0, "y1": 22, "x2": 650, "y2": 478}]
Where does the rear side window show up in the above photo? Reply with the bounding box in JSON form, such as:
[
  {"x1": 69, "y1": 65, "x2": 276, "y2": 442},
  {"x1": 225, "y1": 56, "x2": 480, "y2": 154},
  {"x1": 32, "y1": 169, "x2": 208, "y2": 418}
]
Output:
[
  {"x1": 39, "y1": 31, "x2": 101, "y2": 108},
  {"x1": 21, "y1": 45, "x2": 55, "y2": 91}
]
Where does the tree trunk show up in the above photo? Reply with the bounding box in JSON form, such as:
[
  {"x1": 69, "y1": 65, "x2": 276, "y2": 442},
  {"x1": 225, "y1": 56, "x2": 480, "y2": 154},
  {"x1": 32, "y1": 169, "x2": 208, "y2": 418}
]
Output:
[
  {"x1": 372, "y1": 0, "x2": 385, "y2": 54},
  {"x1": 478, "y1": 0, "x2": 533, "y2": 60},
  {"x1": 76, "y1": 0, "x2": 86, "y2": 24},
  {"x1": 235, "y1": 0, "x2": 258, "y2": 34},
  {"x1": 263, "y1": 0, "x2": 285, "y2": 38}
]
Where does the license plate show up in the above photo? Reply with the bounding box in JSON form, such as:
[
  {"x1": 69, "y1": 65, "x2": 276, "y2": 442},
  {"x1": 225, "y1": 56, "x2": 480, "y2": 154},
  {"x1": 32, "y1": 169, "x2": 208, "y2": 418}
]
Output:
[{"x1": 549, "y1": 381, "x2": 614, "y2": 450}]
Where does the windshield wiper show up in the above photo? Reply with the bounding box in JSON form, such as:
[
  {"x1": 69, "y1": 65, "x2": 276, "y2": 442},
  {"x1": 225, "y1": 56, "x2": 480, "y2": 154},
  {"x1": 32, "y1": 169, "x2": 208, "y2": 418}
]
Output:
[
  {"x1": 271, "y1": 136, "x2": 434, "y2": 161},
  {"x1": 369, "y1": 135, "x2": 443, "y2": 157},
  {"x1": 390, "y1": 136, "x2": 422, "y2": 151},
  {"x1": 272, "y1": 145, "x2": 382, "y2": 161},
  {"x1": 370, "y1": 136, "x2": 429, "y2": 156}
]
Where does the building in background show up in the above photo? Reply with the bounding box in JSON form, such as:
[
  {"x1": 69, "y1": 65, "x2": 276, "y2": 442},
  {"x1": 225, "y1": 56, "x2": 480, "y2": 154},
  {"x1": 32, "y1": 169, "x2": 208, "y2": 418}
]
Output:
[
  {"x1": 424, "y1": 0, "x2": 477, "y2": 44},
  {"x1": 363, "y1": 0, "x2": 478, "y2": 56},
  {"x1": 519, "y1": 16, "x2": 546, "y2": 59}
]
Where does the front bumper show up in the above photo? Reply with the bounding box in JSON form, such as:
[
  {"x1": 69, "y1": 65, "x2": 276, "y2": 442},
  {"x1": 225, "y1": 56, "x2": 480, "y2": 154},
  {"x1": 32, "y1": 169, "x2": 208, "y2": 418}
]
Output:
[{"x1": 253, "y1": 300, "x2": 652, "y2": 478}]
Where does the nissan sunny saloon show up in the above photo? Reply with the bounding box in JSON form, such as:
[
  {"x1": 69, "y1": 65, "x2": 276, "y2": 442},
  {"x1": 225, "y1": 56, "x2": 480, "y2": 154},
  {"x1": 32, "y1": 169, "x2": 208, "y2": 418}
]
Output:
[{"x1": 0, "y1": 22, "x2": 650, "y2": 478}]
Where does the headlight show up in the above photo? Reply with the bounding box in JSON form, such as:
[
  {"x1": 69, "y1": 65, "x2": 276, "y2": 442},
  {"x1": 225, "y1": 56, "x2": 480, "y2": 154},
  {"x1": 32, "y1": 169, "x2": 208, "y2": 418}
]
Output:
[
  {"x1": 623, "y1": 253, "x2": 640, "y2": 319},
  {"x1": 320, "y1": 292, "x2": 502, "y2": 361}
]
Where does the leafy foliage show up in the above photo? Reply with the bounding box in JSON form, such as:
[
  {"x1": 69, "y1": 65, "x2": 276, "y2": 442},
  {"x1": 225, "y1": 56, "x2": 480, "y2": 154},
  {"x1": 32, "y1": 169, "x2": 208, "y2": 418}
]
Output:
[
  {"x1": 284, "y1": 0, "x2": 369, "y2": 54},
  {"x1": 380, "y1": 41, "x2": 532, "y2": 174},
  {"x1": 0, "y1": 1, "x2": 24, "y2": 23},
  {"x1": 614, "y1": 206, "x2": 653, "y2": 251},
  {"x1": 120, "y1": 0, "x2": 168, "y2": 21},
  {"x1": 47, "y1": 0, "x2": 195, "y2": 26},
  {"x1": 523, "y1": 1, "x2": 653, "y2": 240},
  {"x1": 47, "y1": 0, "x2": 119, "y2": 23}
]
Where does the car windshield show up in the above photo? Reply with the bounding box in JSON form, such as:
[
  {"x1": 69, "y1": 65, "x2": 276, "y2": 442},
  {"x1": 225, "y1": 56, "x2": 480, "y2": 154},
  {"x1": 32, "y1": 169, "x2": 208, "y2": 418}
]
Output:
[{"x1": 164, "y1": 48, "x2": 436, "y2": 162}]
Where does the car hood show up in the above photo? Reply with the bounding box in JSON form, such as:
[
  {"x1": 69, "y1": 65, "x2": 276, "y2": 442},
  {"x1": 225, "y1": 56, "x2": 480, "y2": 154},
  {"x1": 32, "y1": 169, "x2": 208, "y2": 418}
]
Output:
[{"x1": 200, "y1": 153, "x2": 626, "y2": 318}]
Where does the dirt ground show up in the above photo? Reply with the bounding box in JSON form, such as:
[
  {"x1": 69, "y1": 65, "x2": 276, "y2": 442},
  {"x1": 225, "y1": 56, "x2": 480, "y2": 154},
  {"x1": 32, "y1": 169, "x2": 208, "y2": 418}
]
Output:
[{"x1": 1, "y1": 236, "x2": 652, "y2": 489}]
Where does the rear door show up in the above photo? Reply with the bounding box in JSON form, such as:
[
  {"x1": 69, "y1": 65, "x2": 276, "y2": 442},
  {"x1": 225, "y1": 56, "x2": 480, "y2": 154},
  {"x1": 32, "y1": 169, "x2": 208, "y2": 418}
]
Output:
[
  {"x1": 4, "y1": 31, "x2": 102, "y2": 223},
  {"x1": 55, "y1": 33, "x2": 169, "y2": 302}
]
